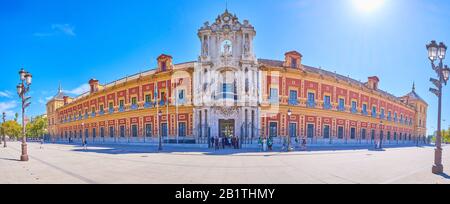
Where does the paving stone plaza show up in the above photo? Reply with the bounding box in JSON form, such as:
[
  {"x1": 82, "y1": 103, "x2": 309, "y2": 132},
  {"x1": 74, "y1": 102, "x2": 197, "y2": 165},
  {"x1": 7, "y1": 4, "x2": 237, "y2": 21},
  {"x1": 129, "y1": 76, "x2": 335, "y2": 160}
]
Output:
[{"x1": 0, "y1": 141, "x2": 449, "y2": 184}]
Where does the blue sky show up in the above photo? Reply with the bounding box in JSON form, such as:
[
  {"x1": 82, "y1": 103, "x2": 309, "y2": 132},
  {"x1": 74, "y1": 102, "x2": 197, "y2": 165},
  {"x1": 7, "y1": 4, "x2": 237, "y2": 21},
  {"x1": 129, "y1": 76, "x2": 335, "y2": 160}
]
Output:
[{"x1": 1, "y1": 0, "x2": 450, "y2": 135}]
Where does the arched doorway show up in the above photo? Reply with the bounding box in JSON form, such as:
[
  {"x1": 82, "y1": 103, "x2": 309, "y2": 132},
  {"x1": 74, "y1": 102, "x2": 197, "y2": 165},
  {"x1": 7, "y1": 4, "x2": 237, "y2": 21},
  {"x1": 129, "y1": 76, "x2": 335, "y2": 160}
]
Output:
[{"x1": 219, "y1": 119, "x2": 235, "y2": 139}]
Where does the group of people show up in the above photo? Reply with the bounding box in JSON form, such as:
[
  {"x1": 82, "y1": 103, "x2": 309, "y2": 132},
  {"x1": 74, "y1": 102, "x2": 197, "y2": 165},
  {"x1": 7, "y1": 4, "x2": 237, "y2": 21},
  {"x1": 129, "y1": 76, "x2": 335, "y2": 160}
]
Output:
[
  {"x1": 259, "y1": 137, "x2": 274, "y2": 151},
  {"x1": 260, "y1": 137, "x2": 308, "y2": 152},
  {"x1": 210, "y1": 136, "x2": 240, "y2": 150}
]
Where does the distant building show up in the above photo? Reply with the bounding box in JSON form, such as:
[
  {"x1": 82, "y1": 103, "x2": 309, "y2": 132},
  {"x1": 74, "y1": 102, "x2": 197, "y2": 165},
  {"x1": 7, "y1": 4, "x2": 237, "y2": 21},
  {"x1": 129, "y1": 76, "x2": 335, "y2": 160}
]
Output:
[
  {"x1": 47, "y1": 10, "x2": 428, "y2": 146},
  {"x1": 47, "y1": 84, "x2": 66, "y2": 139}
]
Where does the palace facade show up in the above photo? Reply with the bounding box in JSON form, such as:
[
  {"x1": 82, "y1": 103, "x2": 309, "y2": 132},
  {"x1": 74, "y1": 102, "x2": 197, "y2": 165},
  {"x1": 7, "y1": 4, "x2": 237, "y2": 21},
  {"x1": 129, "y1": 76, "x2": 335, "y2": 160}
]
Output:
[{"x1": 47, "y1": 10, "x2": 428, "y2": 146}]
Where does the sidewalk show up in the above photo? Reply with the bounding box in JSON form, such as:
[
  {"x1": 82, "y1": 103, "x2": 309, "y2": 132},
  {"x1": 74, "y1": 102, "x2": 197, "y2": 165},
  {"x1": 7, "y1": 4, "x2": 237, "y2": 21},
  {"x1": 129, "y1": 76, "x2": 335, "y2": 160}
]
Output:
[{"x1": 1, "y1": 142, "x2": 449, "y2": 184}]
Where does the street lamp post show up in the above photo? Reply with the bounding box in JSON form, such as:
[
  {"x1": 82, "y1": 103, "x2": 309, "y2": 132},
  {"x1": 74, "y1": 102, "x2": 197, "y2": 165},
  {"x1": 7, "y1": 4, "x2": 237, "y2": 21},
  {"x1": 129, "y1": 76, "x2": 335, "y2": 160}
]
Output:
[
  {"x1": 379, "y1": 120, "x2": 383, "y2": 149},
  {"x1": 2, "y1": 112, "x2": 6, "y2": 148},
  {"x1": 16, "y1": 68, "x2": 32, "y2": 162},
  {"x1": 287, "y1": 109, "x2": 292, "y2": 152},
  {"x1": 81, "y1": 122, "x2": 85, "y2": 145},
  {"x1": 427, "y1": 40, "x2": 450, "y2": 174},
  {"x1": 158, "y1": 110, "x2": 163, "y2": 151}
]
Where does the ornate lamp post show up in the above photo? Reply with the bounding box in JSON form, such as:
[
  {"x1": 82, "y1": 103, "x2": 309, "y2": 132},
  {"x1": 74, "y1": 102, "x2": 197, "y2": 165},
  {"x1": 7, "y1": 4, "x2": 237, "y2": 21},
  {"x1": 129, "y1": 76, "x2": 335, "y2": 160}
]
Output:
[
  {"x1": 17, "y1": 68, "x2": 32, "y2": 162},
  {"x1": 2, "y1": 112, "x2": 6, "y2": 148},
  {"x1": 427, "y1": 40, "x2": 450, "y2": 174},
  {"x1": 158, "y1": 110, "x2": 163, "y2": 151},
  {"x1": 81, "y1": 122, "x2": 85, "y2": 145},
  {"x1": 287, "y1": 109, "x2": 292, "y2": 152},
  {"x1": 379, "y1": 120, "x2": 383, "y2": 149}
]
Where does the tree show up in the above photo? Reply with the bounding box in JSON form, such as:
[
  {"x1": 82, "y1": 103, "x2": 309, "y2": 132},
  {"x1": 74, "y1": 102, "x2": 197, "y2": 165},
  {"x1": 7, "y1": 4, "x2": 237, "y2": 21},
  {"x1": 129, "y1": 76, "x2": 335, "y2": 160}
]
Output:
[
  {"x1": 26, "y1": 115, "x2": 48, "y2": 138},
  {"x1": 433, "y1": 128, "x2": 450, "y2": 144},
  {"x1": 1, "y1": 120, "x2": 22, "y2": 140},
  {"x1": 14, "y1": 113, "x2": 18, "y2": 122},
  {"x1": 442, "y1": 128, "x2": 450, "y2": 144}
]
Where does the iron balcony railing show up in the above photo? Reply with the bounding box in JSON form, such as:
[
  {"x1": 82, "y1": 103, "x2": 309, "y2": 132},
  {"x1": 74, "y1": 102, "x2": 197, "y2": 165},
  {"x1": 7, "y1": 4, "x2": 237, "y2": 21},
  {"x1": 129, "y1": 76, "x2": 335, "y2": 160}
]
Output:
[
  {"x1": 361, "y1": 110, "x2": 368, "y2": 116},
  {"x1": 371, "y1": 112, "x2": 377, "y2": 118},
  {"x1": 323, "y1": 103, "x2": 332, "y2": 110},
  {"x1": 288, "y1": 99, "x2": 299, "y2": 106},
  {"x1": 217, "y1": 92, "x2": 237, "y2": 100},
  {"x1": 144, "y1": 102, "x2": 152, "y2": 108},
  {"x1": 159, "y1": 100, "x2": 167, "y2": 107},
  {"x1": 307, "y1": 100, "x2": 316, "y2": 108}
]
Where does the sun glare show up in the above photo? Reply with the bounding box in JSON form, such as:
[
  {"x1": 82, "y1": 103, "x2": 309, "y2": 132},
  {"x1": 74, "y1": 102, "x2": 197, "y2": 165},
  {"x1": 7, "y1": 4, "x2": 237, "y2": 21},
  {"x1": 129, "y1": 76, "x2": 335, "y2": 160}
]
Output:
[{"x1": 352, "y1": 0, "x2": 385, "y2": 13}]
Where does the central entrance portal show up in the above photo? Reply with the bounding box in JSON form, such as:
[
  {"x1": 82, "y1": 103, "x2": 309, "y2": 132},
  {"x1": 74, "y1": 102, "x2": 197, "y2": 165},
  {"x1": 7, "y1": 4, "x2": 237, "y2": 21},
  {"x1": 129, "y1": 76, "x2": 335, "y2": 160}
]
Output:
[{"x1": 219, "y1": 119, "x2": 235, "y2": 138}]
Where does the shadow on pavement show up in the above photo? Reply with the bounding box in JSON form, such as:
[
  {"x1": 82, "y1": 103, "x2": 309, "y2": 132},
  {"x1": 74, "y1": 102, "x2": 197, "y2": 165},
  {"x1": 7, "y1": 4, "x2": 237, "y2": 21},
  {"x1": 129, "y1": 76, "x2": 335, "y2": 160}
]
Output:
[
  {"x1": 0, "y1": 157, "x2": 21, "y2": 162},
  {"x1": 438, "y1": 173, "x2": 450, "y2": 179},
  {"x1": 368, "y1": 148, "x2": 386, "y2": 152},
  {"x1": 65, "y1": 142, "x2": 430, "y2": 156},
  {"x1": 71, "y1": 145, "x2": 264, "y2": 155}
]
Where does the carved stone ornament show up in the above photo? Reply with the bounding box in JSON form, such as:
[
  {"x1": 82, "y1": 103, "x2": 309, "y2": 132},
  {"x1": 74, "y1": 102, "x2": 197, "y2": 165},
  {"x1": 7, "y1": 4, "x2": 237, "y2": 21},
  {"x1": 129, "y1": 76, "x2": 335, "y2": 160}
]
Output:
[{"x1": 214, "y1": 106, "x2": 238, "y2": 117}]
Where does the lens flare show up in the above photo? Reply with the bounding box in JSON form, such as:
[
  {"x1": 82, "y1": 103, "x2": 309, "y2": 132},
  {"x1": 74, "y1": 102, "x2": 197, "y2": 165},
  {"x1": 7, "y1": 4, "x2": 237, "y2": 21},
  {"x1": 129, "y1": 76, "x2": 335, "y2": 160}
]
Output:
[{"x1": 353, "y1": 0, "x2": 385, "y2": 13}]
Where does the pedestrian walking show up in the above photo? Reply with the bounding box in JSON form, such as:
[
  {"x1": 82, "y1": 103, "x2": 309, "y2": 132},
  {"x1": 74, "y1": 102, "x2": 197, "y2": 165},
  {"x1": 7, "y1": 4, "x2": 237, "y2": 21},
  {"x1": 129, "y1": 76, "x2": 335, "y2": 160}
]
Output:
[
  {"x1": 268, "y1": 137, "x2": 273, "y2": 151},
  {"x1": 40, "y1": 138, "x2": 44, "y2": 149},
  {"x1": 83, "y1": 140, "x2": 88, "y2": 151},
  {"x1": 231, "y1": 136, "x2": 236, "y2": 149},
  {"x1": 214, "y1": 137, "x2": 219, "y2": 150},
  {"x1": 262, "y1": 138, "x2": 267, "y2": 152},
  {"x1": 258, "y1": 137, "x2": 262, "y2": 151},
  {"x1": 222, "y1": 137, "x2": 226, "y2": 149}
]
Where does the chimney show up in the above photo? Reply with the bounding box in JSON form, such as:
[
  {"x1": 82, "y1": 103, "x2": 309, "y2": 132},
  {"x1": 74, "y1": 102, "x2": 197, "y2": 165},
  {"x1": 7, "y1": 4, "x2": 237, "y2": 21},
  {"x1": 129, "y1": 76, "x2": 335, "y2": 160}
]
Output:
[
  {"x1": 283, "y1": 51, "x2": 303, "y2": 69},
  {"x1": 89, "y1": 79, "x2": 100, "y2": 94},
  {"x1": 367, "y1": 76, "x2": 380, "y2": 90}
]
